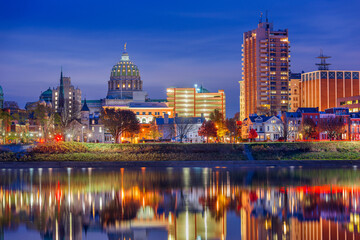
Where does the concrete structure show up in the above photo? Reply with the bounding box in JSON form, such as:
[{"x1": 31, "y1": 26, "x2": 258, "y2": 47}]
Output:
[
  {"x1": 166, "y1": 86, "x2": 225, "y2": 119},
  {"x1": 52, "y1": 71, "x2": 82, "y2": 120},
  {"x1": 242, "y1": 19, "x2": 290, "y2": 117},
  {"x1": 288, "y1": 73, "x2": 301, "y2": 112},
  {"x1": 300, "y1": 71, "x2": 360, "y2": 111},
  {"x1": 242, "y1": 115, "x2": 283, "y2": 141},
  {"x1": 0, "y1": 85, "x2": 3, "y2": 109}
]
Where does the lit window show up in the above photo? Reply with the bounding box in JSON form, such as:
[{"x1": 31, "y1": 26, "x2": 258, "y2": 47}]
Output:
[
  {"x1": 99, "y1": 127, "x2": 102, "y2": 133},
  {"x1": 123, "y1": 84, "x2": 125, "y2": 88},
  {"x1": 128, "y1": 84, "x2": 131, "y2": 88}
]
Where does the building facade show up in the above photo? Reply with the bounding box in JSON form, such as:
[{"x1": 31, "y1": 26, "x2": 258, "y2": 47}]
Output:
[
  {"x1": 106, "y1": 44, "x2": 144, "y2": 100},
  {"x1": 52, "y1": 71, "x2": 82, "y2": 120},
  {"x1": 242, "y1": 19, "x2": 290, "y2": 117},
  {"x1": 337, "y1": 95, "x2": 360, "y2": 113},
  {"x1": 300, "y1": 71, "x2": 360, "y2": 111},
  {"x1": 166, "y1": 86, "x2": 225, "y2": 119},
  {"x1": 239, "y1": 80, "x2": 245, "y2": 121},
  {"x1": 288, "y1": 73, "x2": 301, "y2": 112},
  {"x1": 242, "y1": 115, "x2": 283, "y2": 141}
]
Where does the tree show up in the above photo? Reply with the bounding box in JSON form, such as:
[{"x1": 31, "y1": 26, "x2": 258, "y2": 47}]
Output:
[
  {"x1": 319, "y1": 117, "x2": 345, "y2": 141},
  {"x1": 30, "y1": 103, "x2": 56, "y2": 142},
  {"x1": 210, "y1": 109, "x2": 226, "y2": 142},
  {"x1": 280, "y1": 115, "x2": 296, "y2": 142},
  {"x1": 225, "y1": 118, "x2": 240, "y2": 143},
  {"x1": 147, "y1": 119, "x2": 162, "y2": 141},
  {"x1": 248, "y1": 128, "x2": 258, "y2": 142},
  {"x1": 301, "y1": 118, "x2": 318, "y2": 140},
  {"x1": 175, "y1": 118, "x2": 195, "y2": 143},
  {"x1": 198, "y1": 120, "x2": 217, "y2": 143},
  {"x1": 101, "y1": 108, "x2": 140, "y2": 143},
  {"x1": 0, "y1": 109, "x2": 11, "y2": 143}
]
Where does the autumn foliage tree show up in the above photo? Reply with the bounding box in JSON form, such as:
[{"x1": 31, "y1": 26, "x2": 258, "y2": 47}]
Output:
[
  {"x1": 198, "y1": 120, "x2": 217, "y2": 143},
  {"x1": 101, "y1": 108, "x2": 140, "y2": 143},
  {"x1": 248, "y1": 128, "x2": 258, "y2": 142}
]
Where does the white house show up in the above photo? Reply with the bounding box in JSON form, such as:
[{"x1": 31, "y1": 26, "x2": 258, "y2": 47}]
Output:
[{"x1": 242, "y1": 115, "x2": 283, "y2": 141}]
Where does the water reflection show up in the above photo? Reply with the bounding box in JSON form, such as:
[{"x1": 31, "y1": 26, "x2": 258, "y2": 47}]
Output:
[{"x1": 1, "y1": 167, "x2": 360, "y2": 239}]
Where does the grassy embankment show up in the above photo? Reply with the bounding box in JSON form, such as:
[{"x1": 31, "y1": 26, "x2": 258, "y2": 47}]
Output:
[
  {"x1": 248, "y1": 141, "x2": 360, "y2": 160},
  {"x1": 1, "y1": 141, "x2": 360, "y2": 161},
  {"x1": 0, "y1": 142, "x2": 246, "y2": 161}
]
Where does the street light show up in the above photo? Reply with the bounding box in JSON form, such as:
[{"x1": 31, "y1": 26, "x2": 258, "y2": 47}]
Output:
[{"x1": 82, "y1": 126, "x2": 85, "y2": 142}]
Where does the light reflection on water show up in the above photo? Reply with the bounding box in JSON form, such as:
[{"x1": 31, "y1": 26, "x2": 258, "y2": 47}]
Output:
[{"x1": 0, "y1": 166, "x2": 360, "y2": 239}]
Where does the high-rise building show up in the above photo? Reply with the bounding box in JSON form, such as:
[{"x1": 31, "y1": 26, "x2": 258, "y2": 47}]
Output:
[
  {"x1": 52, "y1": 71, "x2": 82, "y2": 120},
  {"x1": 300, "y1": 71, "x2": 360, "y2": 111},
  {"x1": 0, "y1": 86, "x2": 3, "y2": 109},
  {"x1": 239, "y1": 80, "x2": 245, "y2": 121},
  {"x1": 166, "y1": 85, "x2": 225, "y2": 119},
  {"x1": 242, "y1": 18, "x2": 290, "y2": 117},
  {"x1": 288, "y1": 73, "x2": 301, "y2": 112}
]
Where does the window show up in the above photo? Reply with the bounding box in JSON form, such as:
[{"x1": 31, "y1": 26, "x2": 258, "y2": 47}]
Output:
[{"x1": 99, "y1": 127, "x2": 102, "y2": 133}]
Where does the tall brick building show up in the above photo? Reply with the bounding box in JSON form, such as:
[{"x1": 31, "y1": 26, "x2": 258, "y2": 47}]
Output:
[
  {"x1": 300, "y1": 71, "x2": 360, "y2": 111},
  {"x1": 241, "y1": 19, "x2": 290, "y2": 117}
]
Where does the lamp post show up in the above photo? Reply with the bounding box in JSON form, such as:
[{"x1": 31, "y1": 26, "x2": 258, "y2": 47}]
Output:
[{"x1": 82, "y1": 126, "x2": 84, "y2": 142}]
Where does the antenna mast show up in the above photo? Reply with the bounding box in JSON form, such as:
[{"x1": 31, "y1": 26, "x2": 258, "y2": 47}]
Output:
[{"x1": 315, "y1": 49, "x2": 331, "y2": 70}]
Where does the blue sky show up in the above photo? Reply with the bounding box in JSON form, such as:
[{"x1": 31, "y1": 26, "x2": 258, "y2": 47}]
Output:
[{"x1": 1, "y1": 0, "x2": 360, "y2": 117}]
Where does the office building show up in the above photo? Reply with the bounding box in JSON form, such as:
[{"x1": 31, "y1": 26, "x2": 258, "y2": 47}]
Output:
[
  {"x1": 300, "y1": 71, "x2": 360, "y2": 111},
  {"x1": 242, "y1": 18, "x2": 290, "y2": 117},
  {"x1": 166, "y1": 85, "x2": 225, "y2": 119},
  {"x1": 52, "y1": 71, "x2": 82, "y2": 120}
]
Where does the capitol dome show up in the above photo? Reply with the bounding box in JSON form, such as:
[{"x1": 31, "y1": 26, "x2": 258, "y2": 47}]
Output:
[
  {"x1": 106, "y1": 44, "x2": 143, "y2": 99},
  {"x1": 110, "y1": 53, "x2": 140, "y2": 78}
]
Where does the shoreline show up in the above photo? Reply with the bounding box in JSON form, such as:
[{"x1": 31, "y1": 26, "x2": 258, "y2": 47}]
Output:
[{"x1": 1, "y1": 160, "x2": 360, "y2": 169}]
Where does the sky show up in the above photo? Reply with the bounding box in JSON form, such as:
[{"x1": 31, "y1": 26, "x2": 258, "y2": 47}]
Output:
[{"x1": 1, "y1": 0, "x2": 360, "y2": 117}]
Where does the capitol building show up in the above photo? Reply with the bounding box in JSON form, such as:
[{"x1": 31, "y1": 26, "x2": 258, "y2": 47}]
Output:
[{"x1": 82, "y1": 45, "x2": 173, "y2": 143}]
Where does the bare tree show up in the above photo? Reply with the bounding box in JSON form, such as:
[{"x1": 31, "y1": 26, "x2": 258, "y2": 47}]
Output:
[
  {"x1": 280, "y1": 115, "x2": 296, "y2": 142},
  {"x1": 319, "y1": 116, "x2": 345, "y2": 141},
  {"x1": 301, "y1": 118, "x2": 318, "y2": 140},
  {"x1": 175, "y1": 118, "x2": 195, "y2": 143}
]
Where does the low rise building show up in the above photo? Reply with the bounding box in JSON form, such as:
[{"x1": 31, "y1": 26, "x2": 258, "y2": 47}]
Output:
[
  {"x1": 156, "y1": 115, "x2": 205, "y2": 143},
  {"x1": 242, "y1": 115, "x2": 283, "y2": 141},
  {"x1": 337, "y1": 95, "x2": 360, "y2": 113}
]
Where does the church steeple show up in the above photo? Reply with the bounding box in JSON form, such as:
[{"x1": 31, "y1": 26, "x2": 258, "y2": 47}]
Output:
[{"x1": 58, "y1": 67, "x2": 65, "y2": 113}]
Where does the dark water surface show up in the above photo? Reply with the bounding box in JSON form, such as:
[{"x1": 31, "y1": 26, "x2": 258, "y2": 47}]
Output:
[{"x1": 1, "y1": 165, "x2": 360, "y2": 240}]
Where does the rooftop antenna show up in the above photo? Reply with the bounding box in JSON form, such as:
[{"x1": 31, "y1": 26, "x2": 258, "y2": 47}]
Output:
[
  {"x1": 265, "y1": 10, "x2": 268, "y2": 22},
  {"x1": 315, "y1": 49, "x2": 331, "y2": 70},
  {"x1": 124, "y1": 42, "x2": 127, "y2": 52},
  {"x1": 259, "y1": 12, "x2": 263, "y2": 23}
]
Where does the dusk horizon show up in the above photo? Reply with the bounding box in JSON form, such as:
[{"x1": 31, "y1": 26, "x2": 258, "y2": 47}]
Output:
[{"x1": 1, "y1": 0, "x2": 360, "y2": 117}]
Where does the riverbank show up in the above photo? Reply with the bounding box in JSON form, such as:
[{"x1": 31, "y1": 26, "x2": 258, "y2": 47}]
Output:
[{"x1": 1, "y1": 141, "x2": 360, "y2": 161}]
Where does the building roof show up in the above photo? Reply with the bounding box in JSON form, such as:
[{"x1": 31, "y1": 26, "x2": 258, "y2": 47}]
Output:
[
  {"x1": 129, "y1": 102, "x2": 169, "y2": 108},
  {"x1": 245, "y1": 115, "x2": 280, "y2": 123},
  {"x1": 296, "y1": 107, "x2": 319, "y2": 113},
  {"x1": 156, "y1": 116, "x2": 205, "y2": 125},
  {"x1": 110, "y1": 46, "x2": 140, "y2": 78},
  {"x1": 284, "y1": 112, "x2": 302, "y2": 118},
  {"x1": 81, "y1": 99, "x2": 90, "y2": 112}
]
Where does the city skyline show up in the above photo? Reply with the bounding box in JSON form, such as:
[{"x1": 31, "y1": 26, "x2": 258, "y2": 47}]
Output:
[{"x1": 1, "y1": 0, "x2": 360, "y2": 117}]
